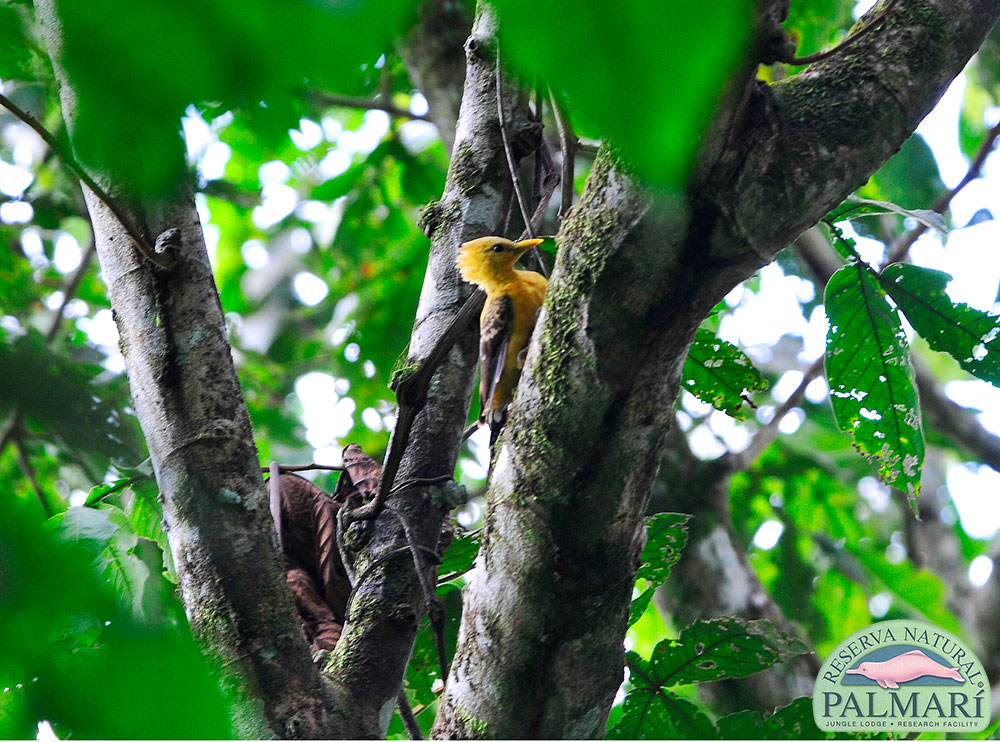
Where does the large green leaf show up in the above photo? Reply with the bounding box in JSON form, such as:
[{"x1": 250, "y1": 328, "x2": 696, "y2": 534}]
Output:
[
  {"x1": 847, "y1": 542, "x2": 962, "y2": 637},
  {"x1": 682, "y1": 328, "x2": 768, "y2": 419},
  {"x1": 826, "y1": 194, "x2": 946, "y2": 235},
  {"x1": 717, "y1": 696, "x2": 859, "y2": 739},
  {"x1": 606, "y1": 680, "x2": 714, "y2": 740},
  {"x1": 493, "y1": 0, "x2": 751, "y2": 187},
  {"x1": 49, "y1": 504, "x2": 152, "y2": 616},
  {"x1": 881, "y1": 263, "x2": 1000, "y2": 385},
  {"x1": 638, "y1": 617, "x2": 809, "y2": 688},
  {"x1": 438, "y1": 529, "x2": 481, "y2": 584},
  {"x1": 824, "y1": 262, "x2": 923, "y2": 508},
  {"x1": 857, "y1": 135, "x2": 946, "y2": 213},
  {"x1": 610, "y1": 619, "x2": 808, "y2": 739},
  {"x1": 1, "y1": 499, "x2": 231, "y2": 739},
  {"x1": 629, "y1": 513, "x2": 691, "y2": 627},
  {"x1": 52, "y1": 0, "x2": 418, "y2": 193},
  {"x1": 0, "y1": 3, "x2": 37, "y2": 79}
]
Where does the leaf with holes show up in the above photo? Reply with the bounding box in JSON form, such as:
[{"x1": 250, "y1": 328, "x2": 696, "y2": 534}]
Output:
[
  {"x1": 641, "y1": 617, "x2": 810, "y2": 687},
  {"x1": 606, "y1": 668, "x2": 715, "y2": 740},
  {"x1": 825, "y1": 262, "x2": 924, "y2": 511},
  {"x1": 629, "y1": 513, "x2": 691, "y2": 626},
  {"x1": 880, "y1": 263, "x2": 1000, "y2": 385},
  {"x1": 682, "y1": 329, "x2": 768, "y2": 419},
  {"x1": 717, "y1": 697, "x2": 835, "y2": 739}
]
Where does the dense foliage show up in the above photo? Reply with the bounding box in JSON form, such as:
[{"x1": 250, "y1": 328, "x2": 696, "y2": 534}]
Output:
[{"x1": 1, "y1": 0, "x2": 999, "y2": 738}]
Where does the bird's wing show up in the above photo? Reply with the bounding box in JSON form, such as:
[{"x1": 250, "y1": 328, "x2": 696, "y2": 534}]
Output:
[{"x1": 479, "y1": 293, "x2": 513, "y2": 419}]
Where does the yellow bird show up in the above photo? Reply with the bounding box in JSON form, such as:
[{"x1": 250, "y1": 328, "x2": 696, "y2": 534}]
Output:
[{"x1": 457, "y1": 236, "x2": 546, "y2": 446}]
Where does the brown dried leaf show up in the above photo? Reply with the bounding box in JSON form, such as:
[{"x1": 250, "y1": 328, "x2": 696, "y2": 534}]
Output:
[
  {"x1": 274, "y1": 474, "x2": 326, "y2": 570},
  {"x1": 313, "y1": 495, "x2": 350, "y2": 620},
  {"x1": 286, "y1": 567, "x2": 343, "y2": 652},
  {"x1": 333, "y1": 443, "x2": 382, "y2": 502}
]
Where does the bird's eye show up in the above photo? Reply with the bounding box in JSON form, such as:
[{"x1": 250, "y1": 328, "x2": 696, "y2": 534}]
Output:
[{"x1": 491, "y1": 244, "x2": 504, "y2": 252}]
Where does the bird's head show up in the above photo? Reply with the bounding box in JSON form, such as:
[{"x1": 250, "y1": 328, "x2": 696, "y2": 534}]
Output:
[{"x1": 457, "y1": 236, "x2": 543, "y2": 287}]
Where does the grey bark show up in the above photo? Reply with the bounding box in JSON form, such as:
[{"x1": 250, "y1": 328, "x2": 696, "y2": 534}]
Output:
[
  {"x1": 432, "y1": 0, "x2": 1000, "y2": 736},
  {"x1": 34, "y1": 4, "x2": 345, "y2": 738},
  {"x1": 325, "y1": 5, "x2": 538, "y2": 736}
]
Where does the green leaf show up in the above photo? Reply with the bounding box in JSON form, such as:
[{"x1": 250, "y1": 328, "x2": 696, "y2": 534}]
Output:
[
  {"x1": 636, "y1": 513, "x2": 691, "y2": 584},
  {"x1": 784, "y1": 0, "x2": 854, "y2": 60},
  {"x1": 1, "y1": 498, "x2": 232, "y2": 739},
  {"x1": 85, "y1": 475, "x2": 149, "y2": 506},
  {"x1": 847, "y1": 542, "x2": 962, "y2": 637},
  {"x1": 438, "y1": 529, "x2": 480, "y2": 584},
  {"x1": 606, "y1": 678, "x2": 715, "y2": 739},
  {"x1": 494, "y1": 0, "x2": 751, "y2": 187},
  {"x1": 124, "y1": 478, "x2": 176, "y2": 583},
  {"x1": 404, "y1": 584, "x2": 462, "y2": 708},
  {"x1": 717, "y1": 697, "x2": 837, "y2": 739},
  {"x1": 49, "y1": 504, "x2": 153, "y2": 616},
  {"x1": 0, "y1": 3, "x2": 36, "y2": 79},
  {"x1": 827, "y1": 195, "x2": 947, "y2": 234},
  {"x1": 682, "y1": 328, "x2": 768, "y2": 419},
  {"x1": 52, "y1": 0, "x2": 418, "y2": 194},
  {"x1": 858, "y1": 135, "x2": 946, "y2": 213},
  {"x1": 629, "y1": 513, "x2": 691, "y2": 627},
  {"x1": 880, "y1": 263, "x2": 1000, "y2": 385},
  {"x1": 628, "y1": 587, "x2": 657, "y2": 629},
  {"x1": 824, "y1": 262, "x2": 924, "y2": 509},
  {"x1": 640, "y1": 617, "x2": 810, "y2": 688},
  {"x1": 50, "y1": 505, "x2": 118, "y2": 543}
]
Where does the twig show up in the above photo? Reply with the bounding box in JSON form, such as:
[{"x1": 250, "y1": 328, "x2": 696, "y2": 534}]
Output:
[
  {"x1": 549, "y1": 87, "x2": 577, "y2": 218},
  {"x1": 14, "y1": 435, "x2": 52, "y2": 518},
  {"x1": 260, "y1": 462, "x2": 346, "y2": 474},
  {"x1": 312, "y1": 91, "x2": 430, "y2": 122},
  {"x1": 268, "y1": 462, "x2": 283, "y2": 550},
  {"x1": 0, "y1": 92, "x2": 170, "y2": 269},
  {"x1": 343, "y1": 290, "x2": 486, "y2": 525},
  {"x1": 782, "y1": 0, "x2": 900, "y2": 66},
  {"x1": 389, "y1": 474, "x2": 453, "y2": 496},
  {"x1": 885, "y1": 120, "x2": 1000, "y2": 265},
  {"x1": 343, "y1": 544, "x2": 440, "y2": 622},
  {"x1": 727, "y1": 356, "x2": 824, "y2": 470},
  {"x1": 46, "y1": 233, "x2": 96, "y2": 342},
  {"x1": 384, "y1": 503, "x2": 450, "y2": 681},
  {"x1": 396, "y1": 688, "x2": 424, "y2": 740},
  {"x1": 532, "y1": 83, "x2": 545, "y2": 215},
  {"x1": 495, "y1": 44, "x2": 549, "y2": 278},
  {"x1": 495, "y1": 43, "x2": 534, "y2": 238}
]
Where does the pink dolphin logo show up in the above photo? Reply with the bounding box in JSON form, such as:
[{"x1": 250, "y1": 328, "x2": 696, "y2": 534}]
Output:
[{"x1": 845, "y1": 650, "x2": 963, "y2": 689}]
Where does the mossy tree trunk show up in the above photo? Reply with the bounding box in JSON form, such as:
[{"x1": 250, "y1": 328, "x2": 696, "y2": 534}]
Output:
[{"x1": 431, "y1": 0, "x2": 1000, "y2": 736}]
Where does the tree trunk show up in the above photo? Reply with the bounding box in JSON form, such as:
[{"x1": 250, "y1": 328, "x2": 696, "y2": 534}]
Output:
[
  {"x1": 432, "y1": 0, "x2": 1000, "y2": 736},
  {"x1": 323, "y1": 4, "x2": 538, "y2": 735},
  {"x1": 34, "y1": 4, "x2": 343, "y2": 737}
]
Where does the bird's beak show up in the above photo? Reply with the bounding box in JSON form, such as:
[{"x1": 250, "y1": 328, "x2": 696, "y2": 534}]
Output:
[{"x1": 514, "y1": 238, "x2": 544, "y2": 251}]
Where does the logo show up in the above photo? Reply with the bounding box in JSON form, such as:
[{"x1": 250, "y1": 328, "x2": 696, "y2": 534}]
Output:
[{"x1": 813, "y1": 620, "x2": 990, "y2": 733}]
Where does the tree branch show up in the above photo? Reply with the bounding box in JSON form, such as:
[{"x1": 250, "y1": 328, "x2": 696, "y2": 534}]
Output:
[
  {"x1": 0, "y1": 92, "x2": 169, "y2": 269},
  {"x1": 311, "y1": 91, "x2": 430, "y2": 122},
  {"x1": 325, "y1": 6, "x2": 538, "y2": 736}
]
